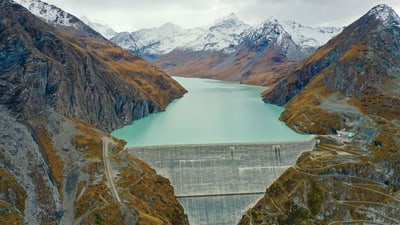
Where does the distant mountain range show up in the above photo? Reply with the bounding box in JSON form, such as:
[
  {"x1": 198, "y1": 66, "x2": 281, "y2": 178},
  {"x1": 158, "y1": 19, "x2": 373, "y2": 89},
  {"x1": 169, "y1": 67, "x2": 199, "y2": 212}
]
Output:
[
  {"x1": 110, "y1": 14, "x2": 342, "y2": 85},
  {"x1": 14, "y1": 0, "x2": 343, "y2": 86},
  {"x1": 15, "y1": 0, "x2": 343, "y2": 55},
  {"x1": 110, "y1": 14, "x2": 342, "y2": 60}
]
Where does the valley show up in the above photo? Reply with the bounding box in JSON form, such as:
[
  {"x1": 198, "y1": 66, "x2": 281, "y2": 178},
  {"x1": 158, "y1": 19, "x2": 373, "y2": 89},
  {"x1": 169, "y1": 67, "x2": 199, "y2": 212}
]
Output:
[{"x1": 111, "y1": 14, "x2": 342, "y2": 86}]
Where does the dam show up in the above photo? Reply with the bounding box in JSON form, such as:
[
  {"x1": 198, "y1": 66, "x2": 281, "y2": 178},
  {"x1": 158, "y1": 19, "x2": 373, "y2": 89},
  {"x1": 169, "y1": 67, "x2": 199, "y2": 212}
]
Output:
[{"x1": 128, "y1": 137, "x2": 316, "y2": 225}]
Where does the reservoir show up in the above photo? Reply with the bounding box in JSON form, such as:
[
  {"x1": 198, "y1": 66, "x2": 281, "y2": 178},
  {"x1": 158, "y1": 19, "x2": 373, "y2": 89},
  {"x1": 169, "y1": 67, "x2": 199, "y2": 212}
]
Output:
[
  {"x1": 112, "y1": 77, "x2": 313, "y2": 225},
  {"x1": 112, "y1": 77, "x2": 307, "y2": 147}
]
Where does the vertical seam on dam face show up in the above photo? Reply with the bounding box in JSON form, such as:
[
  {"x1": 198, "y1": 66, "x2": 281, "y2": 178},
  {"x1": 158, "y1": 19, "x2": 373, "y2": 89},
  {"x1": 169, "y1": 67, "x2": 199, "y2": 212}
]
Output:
[{"x1": 128, "y1": 137, "x2": 316, "y2": 225}]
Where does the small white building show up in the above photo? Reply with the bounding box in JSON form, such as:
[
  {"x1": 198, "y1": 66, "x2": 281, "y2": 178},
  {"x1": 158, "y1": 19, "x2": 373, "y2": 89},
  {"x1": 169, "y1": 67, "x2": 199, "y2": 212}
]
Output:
[{"x1": 337, "y1": 130, "x2": 354, "y2": 138}]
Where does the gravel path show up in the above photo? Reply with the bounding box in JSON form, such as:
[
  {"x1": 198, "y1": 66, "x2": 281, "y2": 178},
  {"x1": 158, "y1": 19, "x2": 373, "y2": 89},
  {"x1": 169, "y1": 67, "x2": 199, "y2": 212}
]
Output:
[{"x1": 102, "y1": 137, "x2": 121, "y2": 203}]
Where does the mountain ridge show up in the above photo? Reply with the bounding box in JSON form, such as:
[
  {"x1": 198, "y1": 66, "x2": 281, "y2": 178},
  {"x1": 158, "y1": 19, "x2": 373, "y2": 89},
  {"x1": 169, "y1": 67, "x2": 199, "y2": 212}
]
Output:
[
  {"x1": 110, "y1": 14, "x2": 341, "y2": 86},
  {"x1": 281, "y1": 20, "x2": 343, "y2": 49},
  {"x1": 15, "y1": 0, "x2": 342, "y2": 86},
  {"x1": 0, "y1": 1, "x2": 188, "y2": 224},
  {"x1": 150, "y1": 16, "x2": 312, "y2": 86},
  {"x1": 240, "y1": 4, "x2": 400, "y2": 224},
  {"x1": 80, "y1": 16, "x2": 118, "y2": 39},
  {"x1": 111, "y1": 13, "x2": 341, "y2": 60},
  {"x1": 111, "y1": 13, "x2": 250, "y2": 60},
  {"x1": 263, "y1": 3, "x2": 400, "y2": 106},
  {"x1": 14, "y1": 0, "x2": 103, "y2": 39}
]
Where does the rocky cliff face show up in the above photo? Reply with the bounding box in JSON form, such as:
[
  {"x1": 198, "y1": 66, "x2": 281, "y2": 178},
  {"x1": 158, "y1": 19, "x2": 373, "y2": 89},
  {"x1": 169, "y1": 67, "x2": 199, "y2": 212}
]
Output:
[
  {"x1": 0, "y1": 1, "x2": 188, "y2": 224},
  {"x1": 1, "y1": 0, "x2": 186, "y2": 132},
  {"x1": 239, "y1": 4, "x2": 400, "y2": 224},
  {"x1": 262, "y1": 4, "x2": 400, "y2": 106}
]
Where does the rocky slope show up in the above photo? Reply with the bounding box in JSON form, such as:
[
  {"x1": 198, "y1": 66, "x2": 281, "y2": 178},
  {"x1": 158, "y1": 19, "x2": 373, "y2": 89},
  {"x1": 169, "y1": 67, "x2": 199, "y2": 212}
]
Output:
[
  {"x1": 8, "y1": 0, "x2": 186, "y2": 132},
  {"x1": 0, "y1": 1, "x2": 187, "y2": 224},
  {"x1": 239, "y1": 4, "x2": 400, "y2": 224},
  {"x1": 262, "y1": 4, "x2": 399, "y2": 106}
]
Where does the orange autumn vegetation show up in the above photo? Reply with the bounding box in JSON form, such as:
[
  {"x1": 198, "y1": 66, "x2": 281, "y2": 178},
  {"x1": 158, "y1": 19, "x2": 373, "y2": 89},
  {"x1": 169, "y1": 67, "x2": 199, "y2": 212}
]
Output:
[
  {"x1": 280, "y1": 69, "x2": 345, "y2": 134},
  {"x1": 0, "y1": 168, "x2": 26, "y2": 224},
  {"x1": 61, "y1": 34, "x2": 186, "y2": 110},
  {"x1": 72, "y1": 119, "x2": 187, "y2": 224},
  {"x1": 28, "y1": 119, "x2": 65, "y2": 198},
  {"x1": 114, "y1": 146, "x2": 188, "y2": 225}
]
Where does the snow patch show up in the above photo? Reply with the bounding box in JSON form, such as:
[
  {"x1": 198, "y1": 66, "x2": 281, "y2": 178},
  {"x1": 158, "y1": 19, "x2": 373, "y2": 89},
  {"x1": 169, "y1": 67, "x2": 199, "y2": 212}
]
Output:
[
  {"x1": 111, "y1": 13, "x2": 250, "y2": 56},
  {"x1": 80, "y1": 16, "x2": 117, "y2": 39},
  {"x1": 282, "y1": 20, "x2": 343, "y2": 48},
  {"x1": 15, "y1": 0, "x2": 77, "y2": 28},
  {"x1": 185, "y1": 13, "x2": 250, "y2": 52},
  {"x1": 111, "y1": 13, "x2": 342, "y2": 58},
  {"x1": 368, "y1": 4, "x2": 400, "y2": 26}
]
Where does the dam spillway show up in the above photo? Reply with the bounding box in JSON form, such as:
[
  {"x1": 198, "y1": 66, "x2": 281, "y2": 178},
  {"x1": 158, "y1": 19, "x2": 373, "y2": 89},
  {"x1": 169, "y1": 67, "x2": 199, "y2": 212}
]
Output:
[{"x1": 128, "y1": 137, "x2": 316, "y2": 225}]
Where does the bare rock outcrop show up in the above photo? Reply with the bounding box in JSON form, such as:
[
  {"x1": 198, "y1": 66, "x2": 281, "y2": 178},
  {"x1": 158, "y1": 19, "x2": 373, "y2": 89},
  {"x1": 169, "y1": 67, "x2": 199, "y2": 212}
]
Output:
[
  {"x1": 240, "y1": 5, "x2": 400, "y2": 224},
  {"x1": 0, "y1": 1, "x2": 188, "y2": 224},
  {"x1": 0, "y1": 0, "x2": 186, "y2": 132}
]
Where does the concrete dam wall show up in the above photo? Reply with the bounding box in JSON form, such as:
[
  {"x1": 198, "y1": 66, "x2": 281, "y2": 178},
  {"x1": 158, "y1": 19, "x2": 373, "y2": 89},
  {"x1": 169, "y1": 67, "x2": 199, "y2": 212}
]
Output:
[{"x1": 128, "y1": 137, "x2": 316, "y2": 225}]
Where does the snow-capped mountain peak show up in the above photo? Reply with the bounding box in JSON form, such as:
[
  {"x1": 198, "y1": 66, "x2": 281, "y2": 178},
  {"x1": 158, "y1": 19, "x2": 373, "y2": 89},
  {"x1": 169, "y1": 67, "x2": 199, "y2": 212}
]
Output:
[
  {"x1": 156, "y1": 22, "x2": 184, "y2": 35},
  {"x1": 111, "y1": 13, "x2": 341, "y2": 60},
  {"x1": 15, "y1": 0, "x2": 81, "y2": 28},
  {"x1": 80, "y1": 16, "x2": 117, "y2": 39},
  {"x1": 242, "y1": 17, "x2": 303, "y2": 58},
  {"x1": 14, "y1": 0, "x2": 102, "y2": 38},
  {"x1": 249, "y1": 17, "x2": 288, "y2": 43},
  {"x1": 110, "y1": 32, "x2": 138, "y2": 51},
  {"x1": 213, "y1": 12, "x2": 238, "y2": 23},
  {"x1": 261, "y1": 17, "x2": 280, "y2": 26},
  {"x1": 281, "y1": 20, "x2": 343, "y2": 48},
  {"x1": 111, "y1": 22, "x2": 205, "y2": 59},
  {"x1": 211, "y1": 12, "x2": 244, "y2": 29},
  {"x1": 367, "y1": 4, "x2": 400, "y2": 26},
  {"x1": 111, "y1": 13, "x2": 251, "y2": 58},
  {"x1": 185, "y1": 13, "x2": 250, "y2": 52}
]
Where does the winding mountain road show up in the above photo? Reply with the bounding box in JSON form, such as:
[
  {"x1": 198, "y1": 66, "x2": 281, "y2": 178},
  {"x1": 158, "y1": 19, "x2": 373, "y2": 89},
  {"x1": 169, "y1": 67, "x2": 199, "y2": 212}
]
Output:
[{"x1": 102, "y1": 137, "x2": 121, "y2": 203}]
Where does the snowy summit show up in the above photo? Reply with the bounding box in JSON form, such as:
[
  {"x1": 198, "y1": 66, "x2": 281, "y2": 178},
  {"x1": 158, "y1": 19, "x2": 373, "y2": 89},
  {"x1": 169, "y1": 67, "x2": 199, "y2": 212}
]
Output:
[
  {"x1": 15, "y1": 0, "x2": 79, "y2": 28},
  {"x1": 14, "y1": 0, "x2": 103, "y2": 38},
  {"x1": 281, "y1": 20, "x2": 343, "y2": 48},
  {"x1": 367, "y1": 4, "x2": 400, "y2": 26}
]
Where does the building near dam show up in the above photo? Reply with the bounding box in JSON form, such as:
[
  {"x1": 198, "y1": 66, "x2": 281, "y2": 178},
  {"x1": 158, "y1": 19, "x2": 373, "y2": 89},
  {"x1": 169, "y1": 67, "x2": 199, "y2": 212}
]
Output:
[{"x1": 128, "y1": 137, "x2": 316, "y2": 225}]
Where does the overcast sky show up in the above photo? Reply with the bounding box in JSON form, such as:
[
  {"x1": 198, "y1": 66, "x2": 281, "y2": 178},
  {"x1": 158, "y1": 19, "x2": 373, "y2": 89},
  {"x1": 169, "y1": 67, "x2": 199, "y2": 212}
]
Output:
[{"x1": 43, "y1": 0, "x2": 400, "y2": 32}]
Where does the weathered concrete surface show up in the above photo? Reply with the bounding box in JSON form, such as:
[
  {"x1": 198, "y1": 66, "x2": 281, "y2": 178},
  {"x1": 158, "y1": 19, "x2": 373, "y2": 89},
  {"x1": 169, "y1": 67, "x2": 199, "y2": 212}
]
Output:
[{"x1": 128, "y1": 137, "x2": 315, "y2": 225}]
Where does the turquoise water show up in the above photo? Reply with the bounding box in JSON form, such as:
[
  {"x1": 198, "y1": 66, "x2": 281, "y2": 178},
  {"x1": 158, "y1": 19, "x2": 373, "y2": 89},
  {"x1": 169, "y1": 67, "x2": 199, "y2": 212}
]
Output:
[{"x1": 112, "y1": 77, "x2": 307, "y2": 147}]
